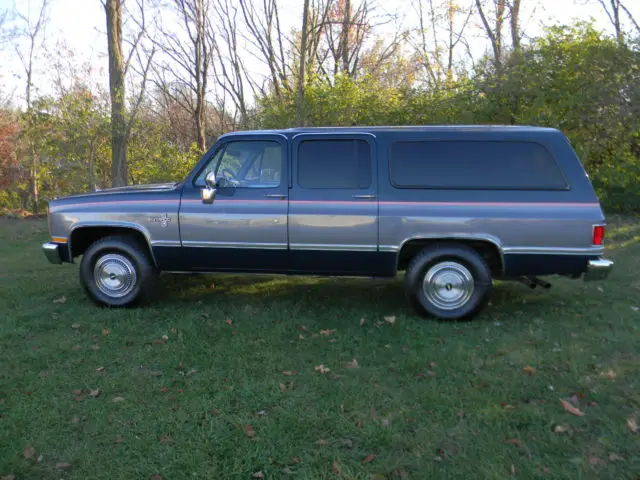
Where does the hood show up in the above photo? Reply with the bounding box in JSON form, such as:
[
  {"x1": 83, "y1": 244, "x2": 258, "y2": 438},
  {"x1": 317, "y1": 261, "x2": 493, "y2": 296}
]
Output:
[{"x1": 53, "y1": 181, "x2": 183, "y2": 201}]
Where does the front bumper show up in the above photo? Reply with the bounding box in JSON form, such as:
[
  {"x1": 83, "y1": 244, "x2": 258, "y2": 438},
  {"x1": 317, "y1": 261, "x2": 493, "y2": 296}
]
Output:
[
  {"x1": 42, "y1": 242, "x2": 62, "y2": 265},
  {"x1": 584, "y1": 257, "x2": 613, "y2": 281}
]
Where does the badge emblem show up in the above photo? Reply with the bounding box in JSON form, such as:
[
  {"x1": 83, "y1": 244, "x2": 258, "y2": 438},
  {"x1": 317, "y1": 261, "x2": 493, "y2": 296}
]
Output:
[{"x1": 149, "y1": 213, "x2": 172, "y2": 228}]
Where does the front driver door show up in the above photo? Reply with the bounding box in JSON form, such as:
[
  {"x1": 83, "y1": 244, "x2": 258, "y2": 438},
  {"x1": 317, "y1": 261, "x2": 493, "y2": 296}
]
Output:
[{"x1": 176, "y1": 134, "x2": 289, "y2": 272}]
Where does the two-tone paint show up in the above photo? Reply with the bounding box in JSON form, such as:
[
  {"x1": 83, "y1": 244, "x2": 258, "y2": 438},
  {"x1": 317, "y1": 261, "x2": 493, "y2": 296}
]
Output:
[{"x1": 45, "y1": 125, "x2": 610, "y2": 280}]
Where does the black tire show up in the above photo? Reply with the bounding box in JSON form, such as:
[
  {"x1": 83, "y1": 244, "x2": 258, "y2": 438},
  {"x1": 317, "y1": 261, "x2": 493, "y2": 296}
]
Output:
[
  {"x1": 404, "y1": 243, "x2": 492, "y2": 321},
  {"x1": 79, "y1": 235, "x2": 159, "y2": 307}
]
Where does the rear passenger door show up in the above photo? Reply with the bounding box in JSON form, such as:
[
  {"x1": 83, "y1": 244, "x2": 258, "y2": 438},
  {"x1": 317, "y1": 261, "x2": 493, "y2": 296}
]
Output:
[{"x1": 288, "y1": 133, "x2": 382, "y2": 275}]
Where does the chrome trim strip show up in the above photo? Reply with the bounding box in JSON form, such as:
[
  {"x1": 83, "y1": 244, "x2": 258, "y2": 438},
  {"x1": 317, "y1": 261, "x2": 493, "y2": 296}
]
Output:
[
  {"x1": 150, "y1": 240, "x2": 182, "y2": 247},
  {"x1": 502, "y1": 246, "x2": 605, "y2": 255},
  {"x1": 181, "y1": 241, "x2": 287, "y2": 249},
  {"x1": 379, "y1": 245, "x2": 400, "y2": 252},
  {"x1": 289, "y1": 243, "x2": 378, "y2": 252},
  {"x1": 291, "y1": 131, "x2": 377, "y2": 140},
  {"x1": 219, "y1": 131, "x2": 288, "y2": 141}
]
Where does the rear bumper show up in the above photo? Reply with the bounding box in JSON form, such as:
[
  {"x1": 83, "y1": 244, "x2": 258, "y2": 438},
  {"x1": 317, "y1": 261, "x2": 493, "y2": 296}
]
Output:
[
  {"x1": 42, "y1": 242, "x2": 62, "y2": 265},
  {"x1": 584, "y1": 257, "x2": 613, "y2": 281}
]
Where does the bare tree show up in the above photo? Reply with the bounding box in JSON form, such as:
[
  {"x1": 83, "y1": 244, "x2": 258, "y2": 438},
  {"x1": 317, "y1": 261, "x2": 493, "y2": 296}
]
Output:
[
  {"x1": 597, "y1": 0, "x2": 623, "y2": 44},
  {"x1": 13, "y1": 0, "x2": 49, "y2": 213},
  {"x1": 509, "y1": 0, "x2": 521, "y2": 52},
  {"x1": 409, "y1": 0, "x2": 474, "y2": 88},
  {"x1": 210, "y1": 0, "x2": 253, "y2": 126},
  {"x1": 475, "y1": 0, "x2": 506, "y2": 72},
  {"x1": 104, "y1": 0, "x2": 127, "y2": 187},
  {"x1": 298, "y1": 0, "x2": 310, "y2": 126},
  {"x1": 238, "y1": 0, "x2": 292, "y2": 98},
  {"x1": 153, "y1": 0, "x2": 212, "y2": 152},
  {"x1": 620, "y1": 2, "x2": 640, "y2": 34}
]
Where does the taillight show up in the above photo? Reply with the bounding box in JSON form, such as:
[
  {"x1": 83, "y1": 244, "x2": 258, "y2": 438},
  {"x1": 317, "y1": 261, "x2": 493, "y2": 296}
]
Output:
[{"x1": 593, "y1": 225, "x2": 605, "y2": 245}]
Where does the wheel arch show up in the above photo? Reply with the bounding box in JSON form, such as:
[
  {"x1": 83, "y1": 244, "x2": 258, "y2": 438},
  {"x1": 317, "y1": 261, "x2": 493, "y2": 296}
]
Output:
[
  {"x1": 396, "y1": 234, "x2": 505, "y2": 277},
  {"x1": 69, "y1": 222, "x2": 157, "y2": 267}
]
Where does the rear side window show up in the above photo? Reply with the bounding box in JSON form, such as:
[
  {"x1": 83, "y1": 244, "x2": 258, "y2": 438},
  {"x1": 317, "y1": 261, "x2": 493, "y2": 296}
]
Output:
[
  {"x1": 389, "y1": 140, "x2": 568, "y2": 189},
  {"x1": 298, "y1": 139, "x2": 371, "y2": 189}
]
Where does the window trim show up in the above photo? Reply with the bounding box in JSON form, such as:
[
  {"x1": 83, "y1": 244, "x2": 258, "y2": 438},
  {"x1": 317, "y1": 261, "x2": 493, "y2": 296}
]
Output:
[
  {"x1": 387, "y1": 139, "x2": 571, "y2": 191},
  {"x1": 296, "y1": 138, "x2": 374, "y2": 190},
  {"x1": 192, "y1": 139, "x2": 284, "y2": 189}
]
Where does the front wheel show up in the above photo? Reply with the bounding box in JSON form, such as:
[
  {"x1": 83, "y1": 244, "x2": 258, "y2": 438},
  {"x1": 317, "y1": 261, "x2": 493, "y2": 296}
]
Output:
[
  {"x1": 404, "y1": 244, "x2": 492, "y2": 321},
  {"x1": 79, "y1": 235, "x2": 158, "y2": 307}
]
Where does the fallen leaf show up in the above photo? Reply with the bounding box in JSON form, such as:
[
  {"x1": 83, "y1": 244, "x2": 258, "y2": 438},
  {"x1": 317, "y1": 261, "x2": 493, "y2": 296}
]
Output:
[
  {"x1": 151, "y1": 475, "x2": 164, "y2": 480},
  {"x1": 89, "y1": 388, "x2": 102, "y2": 398},
  {"x1": 23, "y1": 445, "x2": 35, "y2": 459},
  {"x1": 71, "y1": 323, "x2": 81, "y2": 329},
  {"x1": 384, "y1": 315, "x2": 396, "y2": 325},
  {"x1": 314, "y1": 364, "x2": 330, "y2": 374},
  {"x1": 355, "y1": 418, "x2": 361, "y2": 428},
  {"x1": 225, "y1": 318, "x2": 233, "y2": 325},
  {"x1": 552, "y1": 424, "x2": 569, "y2": 433},
  {"x1": 332, "y1": 460, "x2": 342, "y2": 475},
  {"x1": 609, "y1": 453, "x2": 624, "y2": 462},
  {"x1": 627, "y1": 417, "x2": 638, "y2": 433},
  {"x1": 154, "y1": 339, "x2": 165, "y2": 345},
  {"x1": 55, "y1": 463, "x2": 72, "y2": 470},
  {"x1": 72, "y1": 389, "x2": 83, "y2": 396},
  {"x1": 149, "y1": 370, "x2": 163, "y2": 377},
  {"x1": 211, "y1": 409, "x2": 220, "y2": 416},
  {"x1": 344, "y1": 359, "x2": 359, "y2": 369},
  {"x1": 631, "y1": 306, "x2": 639, "y2": 312},
  {"x1": 279, "y1": 383, "x2": 287, "y2": 392},
  {"x1": 429, "y1": 361, "x2": 437, "y2": 369},
  {"x1": 95, "y1": 366, "x2": 105, "y2": 373},
  {"x1": 243, "y1": 424, "x2": 256, "y2": 437},
  {"x1": 171, "y1": 328, "x2": 177, "y2": 334},
  {"x1": 162, "y1": 335, "x2": 169, "y2": 341},
  {"x1": 282, "y1": 371, "x2": 297, "y2": 376},
  {"x1": 101, "y1": 328, "x2": 110, "y2": 336},
  {"x1": 316, "y1": 439, "x2": 329, "y2": 446},
  {"x1": 257, "y1": 410, "x2": 267, "y2": 416},
  {"x1": 504, "y1": 438, "x2": 522, "y2": 446},
  {"x1": 292, "y1": 456, "x2": 302, "y2": 464},
  {"x1": 588, "y1": 456, "x2": 601, "y2": 465},
  {"x1": 560, "y1": 399, "x2": 584, "y2": 416},
  {"x1": 91, "y1": 345, "x2": 100, "y2": 351},
  {"x1": 359, "y1": 318, "x2": 365, "y2": 327},
  {"x1": 114, "y1": 435, "x2": 124, "y2": 444},
  {"x1": 319, "y1": 329, "x2": 335, "y2": 336},
  {"x1": 607, "y1": 369, "x2": 616, "y2": 379},
  {"x1": 71, "y1": 345, "x2": 81, "y2": 351},
  {"x1": 1, "y1": 475, "x2": 16, "y2": 480},
  {"x1": 252, "y1": 472, "x2": 265, "y2": 479},
  {"x1": 74, "y1": 395, "x2": 83, "y2": 402},
  {"x1": 112, "y1": 396, "x2": 125, "y2": 403},
  {"x1": 53, "y1": 296, "x2": 67, "y2": 304},
  {"x1": 523, "y1": 366, "x2": 535, "y2": 375},
  {"x1": 362, "y1": 453, "x2": 377, "y2": 463},
  {"x1": 72, "y1": 416, "x2": 79, "y2": 424},
  {"x1": 342, "y1": 439, "x2": 353, "y2": 448}
]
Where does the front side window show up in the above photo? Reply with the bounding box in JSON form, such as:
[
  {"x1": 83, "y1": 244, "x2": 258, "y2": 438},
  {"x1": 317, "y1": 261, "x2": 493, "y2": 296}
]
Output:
[
  {"x1": 297, "y1": 139, "x2": 371, "y2": 189},
  {"x1": 195, "y1": 140, "x2": 282, "y2": 188}
]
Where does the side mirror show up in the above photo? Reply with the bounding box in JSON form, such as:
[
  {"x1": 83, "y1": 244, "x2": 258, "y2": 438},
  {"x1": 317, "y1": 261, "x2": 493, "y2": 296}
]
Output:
[{"x1": 201, "y1": 171, "x2": 217, "y2": 204}]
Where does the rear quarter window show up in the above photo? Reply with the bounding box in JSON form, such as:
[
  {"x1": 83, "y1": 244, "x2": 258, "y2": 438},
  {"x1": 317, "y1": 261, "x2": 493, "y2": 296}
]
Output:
[{"x1": 389, "y1": 140, "x2": 568, "y2": 190}]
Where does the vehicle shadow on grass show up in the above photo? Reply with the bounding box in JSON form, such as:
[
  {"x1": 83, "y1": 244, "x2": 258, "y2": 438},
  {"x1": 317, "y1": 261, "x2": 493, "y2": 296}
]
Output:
[{"x1": 155, "y1": 272, "x2": 558, "y2": 321}]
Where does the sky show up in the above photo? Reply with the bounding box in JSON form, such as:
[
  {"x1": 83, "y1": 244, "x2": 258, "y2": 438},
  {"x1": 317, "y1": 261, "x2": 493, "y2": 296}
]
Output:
[{"x1": 0, "y1": 0, "x2": 639, "y2": 109}]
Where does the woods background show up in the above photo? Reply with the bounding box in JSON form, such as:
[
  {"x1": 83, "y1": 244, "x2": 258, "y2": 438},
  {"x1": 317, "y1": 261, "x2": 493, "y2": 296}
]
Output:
[{"x1": 0, "y1": 0, "x2": 639, "y2": 215}]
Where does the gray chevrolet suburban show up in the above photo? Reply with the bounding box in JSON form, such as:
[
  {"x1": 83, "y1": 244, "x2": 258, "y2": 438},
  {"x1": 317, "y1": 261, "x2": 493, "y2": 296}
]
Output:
[{"x1": 42, "y1": 125, "x2": 613, "y2": 320}]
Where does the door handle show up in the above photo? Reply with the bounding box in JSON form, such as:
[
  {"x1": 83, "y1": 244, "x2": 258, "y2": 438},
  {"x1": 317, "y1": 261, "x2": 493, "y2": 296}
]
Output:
[
  {"x1": 265, "y1": 194, "x2": 287, "y2": 200},
  {"x1": 352, "y1": 194, "x2": 376, "y2": 200}
]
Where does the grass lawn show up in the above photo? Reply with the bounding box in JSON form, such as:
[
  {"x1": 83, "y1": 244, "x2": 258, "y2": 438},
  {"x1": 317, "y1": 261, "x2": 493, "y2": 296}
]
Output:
[{"x1": 0, "y1": 216, "x2": 639, "y2": 480}]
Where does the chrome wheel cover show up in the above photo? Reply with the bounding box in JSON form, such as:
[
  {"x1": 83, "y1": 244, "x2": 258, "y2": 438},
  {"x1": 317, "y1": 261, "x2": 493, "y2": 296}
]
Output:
[
  {"x1": 422, "y1": 261, "x2": 474, "y2": 310},
  {"x1": 93, "y1": 253, "x2": 137, "y2": 298}
]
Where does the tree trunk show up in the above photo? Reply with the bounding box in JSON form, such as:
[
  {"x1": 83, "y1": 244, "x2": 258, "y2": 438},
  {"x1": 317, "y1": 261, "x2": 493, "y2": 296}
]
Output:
[
  {"x1": 341, "y1": 0, "x2": 351, "y2": 75},
  {"x1": 105, "y1": 0, "x2": 127, "y2": 187},
  {"x1": 297, "y1": 0, "x2": 310, "y2": 127}
]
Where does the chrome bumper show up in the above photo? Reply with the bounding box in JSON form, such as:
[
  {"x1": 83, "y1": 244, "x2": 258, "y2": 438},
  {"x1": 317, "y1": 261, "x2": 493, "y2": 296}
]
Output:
[
  {"x1": 42, "y1": 242, "x2": 62, "y2": 265},
  {"x1": 584, "y1": 258, "x2": 613, "y2": 281}
]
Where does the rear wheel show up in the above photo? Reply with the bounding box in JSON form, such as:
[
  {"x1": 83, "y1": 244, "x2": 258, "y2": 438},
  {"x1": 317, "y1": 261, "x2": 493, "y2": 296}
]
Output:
[
  {"x1": 404, "y1": 243, "x2": 492, "y2": 320},
  {"x1": 79, "y1": 235, "x2": 158, "y2": 307}
]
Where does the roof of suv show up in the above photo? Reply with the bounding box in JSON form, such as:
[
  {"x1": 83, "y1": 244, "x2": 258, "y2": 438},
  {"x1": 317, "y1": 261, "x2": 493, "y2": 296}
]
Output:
[{"x1": 221, "y1": 124, "x2": 561, "y2": 138}]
